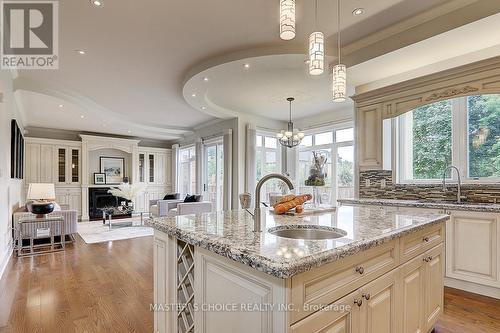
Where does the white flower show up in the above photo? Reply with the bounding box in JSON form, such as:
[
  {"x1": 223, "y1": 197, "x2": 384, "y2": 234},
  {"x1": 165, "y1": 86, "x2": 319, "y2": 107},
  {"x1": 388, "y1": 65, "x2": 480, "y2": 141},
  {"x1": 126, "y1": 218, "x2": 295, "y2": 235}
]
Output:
[{"x1": 108, "y1": 183, "x2": 146, "y2": 201}]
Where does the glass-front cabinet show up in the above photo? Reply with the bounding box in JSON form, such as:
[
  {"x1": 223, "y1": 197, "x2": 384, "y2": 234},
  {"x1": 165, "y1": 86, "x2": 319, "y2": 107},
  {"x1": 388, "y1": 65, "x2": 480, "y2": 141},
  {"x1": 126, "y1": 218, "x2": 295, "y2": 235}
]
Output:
[{"x1": 56, "y1": 146, "x2": 81, "y2": 184}]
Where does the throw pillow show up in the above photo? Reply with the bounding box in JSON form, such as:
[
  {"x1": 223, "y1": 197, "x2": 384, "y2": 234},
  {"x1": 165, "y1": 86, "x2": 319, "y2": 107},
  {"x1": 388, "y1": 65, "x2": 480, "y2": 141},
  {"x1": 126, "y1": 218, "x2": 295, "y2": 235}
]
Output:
[
  {"x1": 184, "y1": 194, "x2": 197, "y2": 203},
  {"x1": 163, "y1": 193, "x2": 180, "y2": 200}
]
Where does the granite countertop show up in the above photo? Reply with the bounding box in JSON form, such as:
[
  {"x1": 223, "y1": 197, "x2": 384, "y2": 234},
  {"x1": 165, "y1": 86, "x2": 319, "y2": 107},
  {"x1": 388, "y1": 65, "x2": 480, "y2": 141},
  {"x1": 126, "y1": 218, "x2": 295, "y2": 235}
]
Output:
[
  {"x1": 146, "y1": 206, "x2": 449, "y2": 279},
  {"x1": 338, "y1": 198, "x2": 500, "y2": 213}
]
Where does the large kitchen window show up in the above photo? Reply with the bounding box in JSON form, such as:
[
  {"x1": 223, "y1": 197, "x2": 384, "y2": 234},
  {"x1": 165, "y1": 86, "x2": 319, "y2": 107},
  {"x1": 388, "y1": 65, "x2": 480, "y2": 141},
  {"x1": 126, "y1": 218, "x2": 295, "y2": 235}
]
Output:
[
  {"x1": 255, "y1": 132, "x2": 282, "y2": 202},
  {"x1": 296, "y1": 126, "x2": 354, "y2": 205},
  {"x1": 397, "y1": 94, "x2": 500, "y2": 182},
  {"x1": 178, "y1": 146, "x2": 196, "y2": 195}
]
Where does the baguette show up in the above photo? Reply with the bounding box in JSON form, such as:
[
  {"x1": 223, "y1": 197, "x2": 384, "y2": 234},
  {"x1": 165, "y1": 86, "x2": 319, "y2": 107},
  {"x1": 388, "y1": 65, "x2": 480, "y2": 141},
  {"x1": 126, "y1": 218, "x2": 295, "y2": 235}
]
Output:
[
  {"x1": 273, "y1": 194, "x2": 312, "y2": 214},
  {"x1": 272, "y1": 195, "x2": 296, "y2": 208}
]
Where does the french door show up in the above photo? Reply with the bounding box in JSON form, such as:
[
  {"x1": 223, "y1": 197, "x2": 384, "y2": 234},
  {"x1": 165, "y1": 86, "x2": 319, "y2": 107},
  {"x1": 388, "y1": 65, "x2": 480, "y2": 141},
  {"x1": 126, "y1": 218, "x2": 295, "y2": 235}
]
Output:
[{"x1": 203, "y1": 140, "x2": 224, "y2": 211}]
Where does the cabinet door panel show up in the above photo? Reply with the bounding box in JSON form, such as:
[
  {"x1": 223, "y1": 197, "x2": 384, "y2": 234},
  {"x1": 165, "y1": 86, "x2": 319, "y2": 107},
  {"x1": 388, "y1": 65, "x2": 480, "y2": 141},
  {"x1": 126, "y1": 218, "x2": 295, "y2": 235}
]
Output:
[
  {"x1": 399, "y1": 255, "x2": 425, "y2": 333},
  {"x1": 424, "y1": 244, "x2": 444, "y2": 332},
  {"x1": 359, "y1": 270, "x2": 397, "y2": 333},
  {"x1": 39, "y1": 144, "x2": 54, "y2": 182},
  {"x1": 447, "y1": 211, "x2": 498, "y2": 287},
  {"x1": 357, "y1": 105, "x2": 382, "y2": 169},
  {"x1": 25, "y1": 143, "x2": 40, "y2": 183}
]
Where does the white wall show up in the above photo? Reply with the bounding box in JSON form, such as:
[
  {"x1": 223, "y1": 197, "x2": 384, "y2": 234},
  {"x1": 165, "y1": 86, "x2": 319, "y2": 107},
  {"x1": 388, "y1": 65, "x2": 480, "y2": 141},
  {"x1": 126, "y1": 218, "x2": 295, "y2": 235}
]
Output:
[
  {"x1": 89, "y1": 148, "x2": 132, "y2": 183},
  {"x1": 0, "y1": 71, "x2": 24, "y2": 279}
]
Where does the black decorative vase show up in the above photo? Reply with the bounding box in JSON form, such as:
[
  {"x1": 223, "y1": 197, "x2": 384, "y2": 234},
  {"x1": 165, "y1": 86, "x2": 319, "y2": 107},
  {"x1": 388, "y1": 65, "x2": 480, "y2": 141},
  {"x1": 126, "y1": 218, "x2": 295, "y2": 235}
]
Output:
[{"x1": 27, "y1": 201, "x2": 55, "y2": 218}]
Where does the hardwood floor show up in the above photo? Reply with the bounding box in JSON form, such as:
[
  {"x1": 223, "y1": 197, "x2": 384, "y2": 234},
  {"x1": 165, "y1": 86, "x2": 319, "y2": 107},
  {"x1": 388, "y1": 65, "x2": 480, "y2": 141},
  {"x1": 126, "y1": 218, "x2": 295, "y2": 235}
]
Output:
[{"x1": 0, "y1": 235, "x2": 499, "y2": 333}]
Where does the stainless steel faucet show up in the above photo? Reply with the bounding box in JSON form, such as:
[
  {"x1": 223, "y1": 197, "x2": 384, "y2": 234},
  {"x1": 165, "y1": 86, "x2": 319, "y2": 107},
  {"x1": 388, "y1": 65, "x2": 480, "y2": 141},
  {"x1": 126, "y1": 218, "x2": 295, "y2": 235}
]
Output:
[
  {"x1": 442, "y1": 165, "x2": 462, "y2": 203},
  {"x1": 253, "y1": 173, "x2": 294, "y2": 232}
]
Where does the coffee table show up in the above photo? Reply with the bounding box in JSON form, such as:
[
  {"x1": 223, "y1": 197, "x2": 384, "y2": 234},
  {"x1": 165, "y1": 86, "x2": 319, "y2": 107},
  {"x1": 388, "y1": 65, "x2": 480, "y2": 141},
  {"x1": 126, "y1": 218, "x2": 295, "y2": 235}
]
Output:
[{"x1": 102, "y1": 207, "x2": 150, "y2": 230}]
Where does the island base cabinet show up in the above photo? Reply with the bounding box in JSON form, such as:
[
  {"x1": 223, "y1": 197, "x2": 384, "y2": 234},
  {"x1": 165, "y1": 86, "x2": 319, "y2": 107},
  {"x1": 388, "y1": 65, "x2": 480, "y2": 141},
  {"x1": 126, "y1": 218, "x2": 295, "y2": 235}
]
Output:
[
  {"x1": 399, "y1": 255, "x2": 425, "y2": 333},
  {"x1": 423, "y1": 244, "x2": 444, "y2": 332}
]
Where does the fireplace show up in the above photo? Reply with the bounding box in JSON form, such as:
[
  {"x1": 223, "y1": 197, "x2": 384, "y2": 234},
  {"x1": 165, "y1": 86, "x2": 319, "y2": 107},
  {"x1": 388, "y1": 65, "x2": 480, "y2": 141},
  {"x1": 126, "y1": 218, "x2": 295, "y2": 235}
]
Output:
[{"x1": 88, "y1": 187, "x2": 131, "y2": 220}]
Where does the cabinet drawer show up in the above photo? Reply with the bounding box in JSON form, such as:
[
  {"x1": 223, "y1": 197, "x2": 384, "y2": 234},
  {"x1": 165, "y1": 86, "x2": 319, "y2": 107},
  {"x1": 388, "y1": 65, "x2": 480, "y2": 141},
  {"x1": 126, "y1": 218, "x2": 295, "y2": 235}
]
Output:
[
  {"x1": 290, "y1": 240, "x2": 398, "y2": 323},
  {"x1": 400, "y1": 222, "x2": 445, "y2": 263}
]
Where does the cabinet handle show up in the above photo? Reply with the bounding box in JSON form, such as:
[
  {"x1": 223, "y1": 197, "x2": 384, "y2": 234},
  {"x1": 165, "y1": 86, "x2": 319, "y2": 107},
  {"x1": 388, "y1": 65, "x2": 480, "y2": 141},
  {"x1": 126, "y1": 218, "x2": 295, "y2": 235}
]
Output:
[
  {"x1": 362, "y1": 293, "x2": 371, "y2": 300},
  {"x1": 423, "y1": 257, "x2": 429, "y2": 262},
  {"x1": 423, "y1": 237, "x2": 430, "y2": 242},
  {"x1": 428, "y1": 256, "x2": 433, "y2": 261},
  {"x1": 355, "y1": 266, "x2": 364, "y2": 274},
  {"x1": 354, "y1": 299, "x2": 363, "y2": 307}
]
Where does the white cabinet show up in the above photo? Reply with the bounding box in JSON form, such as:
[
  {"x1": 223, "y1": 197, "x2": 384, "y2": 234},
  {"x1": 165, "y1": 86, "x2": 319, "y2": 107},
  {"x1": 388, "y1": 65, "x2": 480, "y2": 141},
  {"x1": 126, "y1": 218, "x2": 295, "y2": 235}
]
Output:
[
  {"x1": 25, "y1": 143, "x2": 40, "y2": 184},
  {"x1": 55, "y1": 187, "x2": 82, "y2": 217},
  {"x1": 399, "y1": 255, "x2": 425, "y2": 333},
  {"x1": 357, "y1": 105, "x2": 383, "y2": 169},
  {"x1": 446, "y1": 211, "x2": 500, "y2": 288},
  {"x1": 55, "y1": 146, "x2": 81, "y2": 185}
]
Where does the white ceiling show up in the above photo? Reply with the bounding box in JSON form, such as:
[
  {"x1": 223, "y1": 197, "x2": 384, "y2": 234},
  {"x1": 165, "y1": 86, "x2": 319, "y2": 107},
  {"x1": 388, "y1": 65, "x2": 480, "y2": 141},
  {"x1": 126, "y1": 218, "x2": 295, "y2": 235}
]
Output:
[{"x1": 13, "y1": 0, "x2": 499, "y2": 139}]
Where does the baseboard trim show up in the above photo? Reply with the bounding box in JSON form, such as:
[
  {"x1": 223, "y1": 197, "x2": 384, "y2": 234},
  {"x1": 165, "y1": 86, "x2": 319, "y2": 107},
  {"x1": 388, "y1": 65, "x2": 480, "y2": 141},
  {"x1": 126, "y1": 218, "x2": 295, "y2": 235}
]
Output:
[
  {"x1": 445, "y1": 277, "x2": 500, "y2": 299},
  {"x1": 0, "y1": 245, "x2": 13, "y2": 281}
]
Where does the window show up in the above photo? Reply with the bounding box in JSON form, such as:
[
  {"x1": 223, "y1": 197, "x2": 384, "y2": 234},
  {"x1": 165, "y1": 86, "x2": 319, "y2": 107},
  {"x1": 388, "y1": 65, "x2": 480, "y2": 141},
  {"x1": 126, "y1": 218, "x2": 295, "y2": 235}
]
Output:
[
  {"x1": 296, "y1": 126, "x2": 354, "y2": 205},
  {"x1": 179, "y1": 146, "x2": 196, "y2": 195},
  {"x1": 396, "y1": 94, "x2": 500, "y2": 182},
  {"x1": 255, "y1": 132, "x2": 282, "y2": 202}
]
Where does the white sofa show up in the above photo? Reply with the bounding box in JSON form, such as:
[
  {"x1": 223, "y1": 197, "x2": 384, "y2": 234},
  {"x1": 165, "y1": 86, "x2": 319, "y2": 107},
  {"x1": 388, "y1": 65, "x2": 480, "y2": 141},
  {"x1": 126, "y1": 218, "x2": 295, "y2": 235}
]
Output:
[{"x1": 149, "y1": 199, "x2": 212, "y2": 217}]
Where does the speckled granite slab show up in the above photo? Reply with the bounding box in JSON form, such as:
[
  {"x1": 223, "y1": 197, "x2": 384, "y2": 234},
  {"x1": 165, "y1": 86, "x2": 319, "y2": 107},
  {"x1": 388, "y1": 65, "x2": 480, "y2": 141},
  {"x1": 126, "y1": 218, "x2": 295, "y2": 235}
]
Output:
[
  {"x1": 338, "y1": 198, "x2": 500, "y2": 213},
  {"x1": 146, "y1": 206, "x2": 448, "y2": 279}
]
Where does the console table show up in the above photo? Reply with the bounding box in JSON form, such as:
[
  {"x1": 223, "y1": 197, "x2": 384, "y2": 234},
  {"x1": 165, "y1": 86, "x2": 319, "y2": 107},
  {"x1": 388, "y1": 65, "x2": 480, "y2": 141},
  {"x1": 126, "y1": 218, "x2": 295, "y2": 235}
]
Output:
[{"x1": 16, "y1": 216, "x2": 65, "y2": 256}]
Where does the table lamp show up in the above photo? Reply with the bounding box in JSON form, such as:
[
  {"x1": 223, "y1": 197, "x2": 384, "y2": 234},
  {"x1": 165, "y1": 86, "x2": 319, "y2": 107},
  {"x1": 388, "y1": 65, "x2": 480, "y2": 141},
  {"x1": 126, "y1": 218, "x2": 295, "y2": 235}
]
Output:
[{"x1": 26, "y1": 183, "x2": 56, "y2": 218}]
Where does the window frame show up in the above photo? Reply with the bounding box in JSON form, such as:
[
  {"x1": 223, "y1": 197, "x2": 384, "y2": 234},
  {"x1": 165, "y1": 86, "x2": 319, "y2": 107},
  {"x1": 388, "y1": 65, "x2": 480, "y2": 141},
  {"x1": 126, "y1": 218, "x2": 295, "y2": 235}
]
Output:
[
  {"x1": 178, "y1": 145, "x2": 197, "y2": 195},
  {"x1": 295, "y1": 123, "x2": 354, "y2": 205},
  {"x1": 395, "y1": 94, "x2": 500, "y2": 184}
]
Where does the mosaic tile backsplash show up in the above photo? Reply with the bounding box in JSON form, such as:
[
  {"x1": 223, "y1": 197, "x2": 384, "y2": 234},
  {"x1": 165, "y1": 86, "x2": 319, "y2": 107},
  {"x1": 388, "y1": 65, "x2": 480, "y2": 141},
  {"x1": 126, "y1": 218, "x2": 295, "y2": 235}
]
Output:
[{"x1": 359, "y1": 170, "x2": 500, "y2": 204}]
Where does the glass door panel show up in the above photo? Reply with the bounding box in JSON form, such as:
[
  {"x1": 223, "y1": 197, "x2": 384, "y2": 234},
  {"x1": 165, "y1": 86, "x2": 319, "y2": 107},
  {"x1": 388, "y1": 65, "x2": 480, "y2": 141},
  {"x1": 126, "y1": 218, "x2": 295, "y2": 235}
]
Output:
[
  {"x1": 71, "y1": 149, "x2": 79, "y2": 183},
  {"x1": 58, "y1": 148, "x2": 66, "y2": 183},
  {"x1": 139, "y1": 153, "x2": 145, "y2": 182},
  {"x1": 204, "y1": 142, "x2": 223, "y2": 211}
]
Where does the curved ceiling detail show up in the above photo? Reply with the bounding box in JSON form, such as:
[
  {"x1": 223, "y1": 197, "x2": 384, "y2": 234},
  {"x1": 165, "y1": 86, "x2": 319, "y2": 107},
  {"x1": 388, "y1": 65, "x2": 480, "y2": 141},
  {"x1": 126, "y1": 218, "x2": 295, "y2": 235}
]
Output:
[
  {"x1": 183, "y1": 53, "x2": 354, "y2": 121},
  {"x1": 14, "y1": 77, "x2": 193, "y2": 140}
]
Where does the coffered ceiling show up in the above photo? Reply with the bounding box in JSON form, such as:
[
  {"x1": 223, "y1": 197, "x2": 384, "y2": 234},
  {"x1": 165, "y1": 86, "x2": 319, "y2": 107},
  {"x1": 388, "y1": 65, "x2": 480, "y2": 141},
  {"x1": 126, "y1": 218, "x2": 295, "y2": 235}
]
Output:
[{"x1": 13, "y1": 0, "x2": 500, "y2": 139}]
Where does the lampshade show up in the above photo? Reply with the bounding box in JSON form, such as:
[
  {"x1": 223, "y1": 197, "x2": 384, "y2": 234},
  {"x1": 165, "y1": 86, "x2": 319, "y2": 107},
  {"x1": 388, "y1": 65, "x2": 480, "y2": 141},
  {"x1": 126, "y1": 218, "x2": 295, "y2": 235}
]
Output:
[
  {"x1": 308, "y1": 31, "x2": 324, "y2": 75},
  {"x1": 332, "y1": 64, "x2": 347, "y2": 102},
  {"x1": 280, "y1": 0, "x2": 295, "y2": 40},
  {"x1": 27, "y1": 183, "x2": 56, "y2": 201}
]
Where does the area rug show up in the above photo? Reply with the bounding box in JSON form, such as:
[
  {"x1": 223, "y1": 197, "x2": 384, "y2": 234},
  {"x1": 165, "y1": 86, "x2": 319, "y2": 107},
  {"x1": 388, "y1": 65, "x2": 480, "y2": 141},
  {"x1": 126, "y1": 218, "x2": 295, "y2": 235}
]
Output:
[{"x1": 77, "y1": 218, "x2": 153, "y2": 244}]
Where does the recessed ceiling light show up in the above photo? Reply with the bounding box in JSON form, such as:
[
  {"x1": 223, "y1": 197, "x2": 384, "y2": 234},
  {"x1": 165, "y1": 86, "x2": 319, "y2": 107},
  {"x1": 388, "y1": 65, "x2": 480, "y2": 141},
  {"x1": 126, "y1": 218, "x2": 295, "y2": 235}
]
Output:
[
  {"x1": 58, "y1": 104, "x2": 63, "y2": 108},
  {"x1": 203, "y1": 77, "x2": 209, "y2": 82},
  {"x1": 191, "y1": 93, "x2": 197, "y2": 97},
  {"x1": 201, "y1": 106, "x2": 207, "y2": 110},
  {"x1": 90, "y1": 0, "x2": 104, "y2": 7},
  {"x1": 243, "y1": 63, "x2": 250, "y2": 69},
  {"x1": 80, "y1": 115, "x2": 85, "y2": 119},
  {"x1": 352, "y1": 8, "x2": 364, "y2": 16},
  {"x1": 127, "y1": 130, "x2": 131, "y2": 134},
  {"x1": 75, "y1": 49, "x2": 86, "y2": 55}
]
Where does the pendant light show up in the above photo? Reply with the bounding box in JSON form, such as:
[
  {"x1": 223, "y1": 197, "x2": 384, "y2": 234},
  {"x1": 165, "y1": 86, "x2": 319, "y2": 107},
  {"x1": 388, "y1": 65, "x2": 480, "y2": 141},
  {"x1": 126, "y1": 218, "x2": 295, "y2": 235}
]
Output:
[
  {"x1": 277, "y1": 97, "x2": 304, "y2": 148},
  {"x1": 332, "y1": 0, "x2": 346, "y2": 102},
  {"x1": 280, "y1": 0, "x2": 296, "y2": 40},
  {"x1": 309, "y1": 0, "x2": 324, "y2": 75}
]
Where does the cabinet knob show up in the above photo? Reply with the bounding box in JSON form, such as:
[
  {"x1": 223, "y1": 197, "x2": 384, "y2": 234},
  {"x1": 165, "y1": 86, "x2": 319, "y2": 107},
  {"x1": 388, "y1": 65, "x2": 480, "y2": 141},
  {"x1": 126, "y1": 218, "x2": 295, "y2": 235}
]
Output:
[
  {"x1": 423, "y1": 237, "x2": 430, "y2": 242},
  {"x1": 355, "y1": 266, "x2": 364, "y2": 274},
  {"x1": 362, "y1": 293, "x2": 371, "y2": 300},
  {"x1": 423, "y1": 256, "x2": 433, "y2": 262},
  {"x1": 428, "y1": 256, "x2": 433, "y2": 261},
  {"x1": 354, "y1": 298, "x2": 363, "y2": 307}
]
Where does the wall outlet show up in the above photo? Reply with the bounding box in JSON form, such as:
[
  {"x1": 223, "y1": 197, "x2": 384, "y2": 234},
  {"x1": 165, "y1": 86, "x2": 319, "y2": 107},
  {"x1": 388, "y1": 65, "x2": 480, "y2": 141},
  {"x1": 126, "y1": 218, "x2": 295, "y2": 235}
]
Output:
[
  {"x1": 365, "y1": 179, "x2": 371, "y2": 187},
  {"x1": 380, "y1": 179, "x2": 386, "y2": 188}
]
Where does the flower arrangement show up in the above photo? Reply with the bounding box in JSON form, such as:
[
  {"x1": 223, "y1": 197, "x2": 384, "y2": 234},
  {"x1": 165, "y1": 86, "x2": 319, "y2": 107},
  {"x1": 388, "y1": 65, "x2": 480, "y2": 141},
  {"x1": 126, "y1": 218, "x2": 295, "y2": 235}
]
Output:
[
  {"x1": 305, "y1": 151, "x2": 328, "y2": 186},
  {"x1": 108, "y1": 182, "x2": 146, "y2": 201}
]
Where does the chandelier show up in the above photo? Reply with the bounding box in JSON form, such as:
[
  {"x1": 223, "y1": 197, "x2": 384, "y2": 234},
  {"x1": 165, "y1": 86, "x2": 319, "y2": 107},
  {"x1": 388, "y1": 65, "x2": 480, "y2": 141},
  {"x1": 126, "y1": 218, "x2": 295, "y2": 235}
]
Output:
[
  {"x1": 277, "y1": 97, "x2": 305, "y2": 148},
  {"x1": 332, "y1": 0, "x2": 347, "y2": 102},
  {"x1": 280, "y1": 0, "x2": 296, "y2": 40}
]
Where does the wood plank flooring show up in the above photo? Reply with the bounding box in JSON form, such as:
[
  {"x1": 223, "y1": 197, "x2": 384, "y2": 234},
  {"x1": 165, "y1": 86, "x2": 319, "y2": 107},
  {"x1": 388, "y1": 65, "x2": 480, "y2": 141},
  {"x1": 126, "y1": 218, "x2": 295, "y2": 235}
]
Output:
[{"x1": 0, "y1": 235, "x2": 499, "y2": 332}]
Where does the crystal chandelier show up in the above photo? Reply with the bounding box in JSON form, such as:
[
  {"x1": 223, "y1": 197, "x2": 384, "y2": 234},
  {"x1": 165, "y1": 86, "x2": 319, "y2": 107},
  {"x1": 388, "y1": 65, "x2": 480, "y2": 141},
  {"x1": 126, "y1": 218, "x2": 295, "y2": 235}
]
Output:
[
  {"x1": 309, "y1": 0, "x2": 324, "y2": 75},
  {"x1": 332, "y1": 0, "x2": 346, "y2": 102},
  {"x1": 280, "y1": 0, "x2": 296, "y2": 40},
  {"x1": 277, "y1": 97, "x2": 305, "y2": 148}
]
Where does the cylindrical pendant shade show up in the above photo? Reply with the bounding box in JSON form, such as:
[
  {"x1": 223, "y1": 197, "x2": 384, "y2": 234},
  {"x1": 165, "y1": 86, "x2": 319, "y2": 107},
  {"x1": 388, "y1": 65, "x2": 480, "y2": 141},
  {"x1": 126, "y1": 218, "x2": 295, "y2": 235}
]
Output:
[
  {"x1": 280, "y1": 0, "x2": 295, "y2": 40},
  {"x1": 308, "y1": 31, "x2": 324, "y2": 75},
  {"x1": 332, "y1": 64, "x2": 347, "y2": 102}
]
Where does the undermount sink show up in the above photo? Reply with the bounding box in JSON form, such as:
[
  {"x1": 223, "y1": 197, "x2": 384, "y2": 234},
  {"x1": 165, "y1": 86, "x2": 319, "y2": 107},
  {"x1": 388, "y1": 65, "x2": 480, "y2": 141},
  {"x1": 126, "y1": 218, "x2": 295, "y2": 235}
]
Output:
[{"x1": 268, "y1": 226, "x2": 347, "y2": 240}]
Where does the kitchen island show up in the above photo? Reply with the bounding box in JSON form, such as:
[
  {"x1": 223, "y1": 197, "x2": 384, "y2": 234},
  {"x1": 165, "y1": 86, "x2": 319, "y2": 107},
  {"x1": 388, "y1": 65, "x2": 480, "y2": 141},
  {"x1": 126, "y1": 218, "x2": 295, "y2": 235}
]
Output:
[{"x1": 147, "y1": 205, "x2": 449, "y2": 333}]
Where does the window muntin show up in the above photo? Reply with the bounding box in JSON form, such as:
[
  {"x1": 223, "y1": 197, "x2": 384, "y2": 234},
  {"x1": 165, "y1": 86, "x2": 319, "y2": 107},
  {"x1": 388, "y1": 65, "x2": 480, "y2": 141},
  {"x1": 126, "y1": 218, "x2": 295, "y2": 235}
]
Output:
[
  {"x1": 179, "y1": 146, "x2": 196, "y2": 195},
  {"x1": 255, "y1": 132, "x2": 282, "y2": 202}
]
